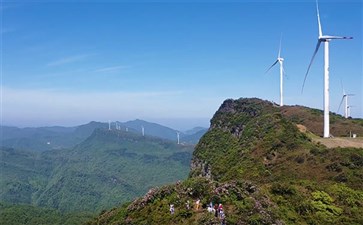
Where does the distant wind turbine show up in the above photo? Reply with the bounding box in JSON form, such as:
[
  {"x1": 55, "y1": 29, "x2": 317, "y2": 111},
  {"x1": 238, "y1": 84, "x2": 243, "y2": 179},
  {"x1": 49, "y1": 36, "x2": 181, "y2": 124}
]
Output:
[
  {"x1": 347, "y1": 105, "x2": 354, "y2": 118},
  {"x1": 141, "y1": 126, "x2": 145, "y2": 136},
  {"x1": 302, "y1": 0, "x2": 352, "y2": 138},
  {"x1": 108, "y1": 120, "x2": 111, "y2": 130},
  {"x1": 337, "y1": 81, "x2": 354, "y2": 119},
  {"x1": 266, "y1": 34, "x2": 285, "y2": 106},
  {"x1": 177, "y1": 132, "x2": 180, "y2": 145}
]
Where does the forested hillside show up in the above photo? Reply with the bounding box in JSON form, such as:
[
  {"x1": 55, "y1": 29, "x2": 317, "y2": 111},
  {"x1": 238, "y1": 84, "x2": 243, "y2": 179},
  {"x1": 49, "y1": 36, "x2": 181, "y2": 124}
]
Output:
[{"x1": 0, "y1": 129, "x2": 194, "y2": 214}]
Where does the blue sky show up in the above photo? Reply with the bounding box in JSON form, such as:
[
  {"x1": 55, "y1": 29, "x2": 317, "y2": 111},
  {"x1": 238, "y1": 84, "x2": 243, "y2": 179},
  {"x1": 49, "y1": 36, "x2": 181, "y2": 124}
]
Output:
[{"x1": 1, "y1": 0, "x2": 362, "y2": 130}]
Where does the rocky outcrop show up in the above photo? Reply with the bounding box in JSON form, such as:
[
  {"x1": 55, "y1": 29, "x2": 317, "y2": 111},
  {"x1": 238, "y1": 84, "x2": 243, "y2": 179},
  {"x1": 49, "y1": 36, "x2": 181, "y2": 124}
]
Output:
[{"x1": 190, "y1": 157, "x2": 212, "y2": 179}]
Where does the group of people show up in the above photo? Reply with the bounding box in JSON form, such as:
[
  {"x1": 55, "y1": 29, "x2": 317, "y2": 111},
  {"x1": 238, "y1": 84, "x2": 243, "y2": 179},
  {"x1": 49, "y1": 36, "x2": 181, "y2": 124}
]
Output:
[
  {"x1": 207, "y1": 203, "x2": 226, "y2": 224},
  {"x1": 169, "y1": 199, "x2": 226, "y2": 224}
]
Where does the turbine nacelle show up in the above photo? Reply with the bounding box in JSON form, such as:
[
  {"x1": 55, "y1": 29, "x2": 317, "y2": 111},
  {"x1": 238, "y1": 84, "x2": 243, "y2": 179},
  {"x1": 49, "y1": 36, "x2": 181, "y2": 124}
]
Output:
[{"x1": 277, "y1": 57, "x2": 284, "y2": 62}]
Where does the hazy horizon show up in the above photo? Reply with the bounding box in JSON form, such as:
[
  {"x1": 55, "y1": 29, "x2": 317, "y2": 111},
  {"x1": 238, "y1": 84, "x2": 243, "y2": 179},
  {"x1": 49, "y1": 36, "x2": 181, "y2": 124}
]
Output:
[{"x1": 1, "y1": 117, "x2": 211, "y2": 131}]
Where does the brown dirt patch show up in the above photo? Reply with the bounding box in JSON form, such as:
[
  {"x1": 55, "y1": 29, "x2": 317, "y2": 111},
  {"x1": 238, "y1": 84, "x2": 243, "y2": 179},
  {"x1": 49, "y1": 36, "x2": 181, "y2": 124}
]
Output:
[{"x1": 312, "y1": 137, "x2": 363, "y2": 149}]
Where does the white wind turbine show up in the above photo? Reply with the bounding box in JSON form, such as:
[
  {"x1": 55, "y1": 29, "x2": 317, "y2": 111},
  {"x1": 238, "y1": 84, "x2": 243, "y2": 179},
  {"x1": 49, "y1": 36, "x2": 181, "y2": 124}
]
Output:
[
  {"x1": 337, "y1": 82, "x2": 354, "y2": 119},
  {"x1": 141, "y1": 126, "x2": 145, "y2": 136},
  {"x1": 266, "y1": 34, "x2": 285, "y2": 106},
  {"x1": 302, "y1": 0, "x2": 352, "y2": 138},
  {"x1": 347, "y1": 105, "x2": 354, "y2": 118},
  {"x1": 176, "y1": 132, "x2": 180, "y2": 145}
]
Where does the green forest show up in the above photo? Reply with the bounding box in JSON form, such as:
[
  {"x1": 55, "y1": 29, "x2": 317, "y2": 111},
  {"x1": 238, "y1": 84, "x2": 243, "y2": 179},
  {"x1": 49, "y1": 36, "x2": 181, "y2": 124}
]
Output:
[{"x1": 0, "y1": 129, "x2": 194, "y2": 224}]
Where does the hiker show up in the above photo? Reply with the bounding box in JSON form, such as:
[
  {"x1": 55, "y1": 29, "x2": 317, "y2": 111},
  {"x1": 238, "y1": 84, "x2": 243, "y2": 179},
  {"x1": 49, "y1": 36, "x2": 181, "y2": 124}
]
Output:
[
  {"x1": 170, "y1": 204, "x2": 175, "y2": 215},
  {"x1": 195, "y1": 199, "x2": 200, "y2": 210},
  {"x1": 214, "y1": 203, "x2": 219, "y2": 217},
  {"x1": 219, "y1": 209, "x2": 226, "y2": 225},
  {"x1": 185, "y1": 200, "x2": 190, "y2": 210},
  {"x1": 217, "y1": 203, "x2": 223, "y2": 215}
]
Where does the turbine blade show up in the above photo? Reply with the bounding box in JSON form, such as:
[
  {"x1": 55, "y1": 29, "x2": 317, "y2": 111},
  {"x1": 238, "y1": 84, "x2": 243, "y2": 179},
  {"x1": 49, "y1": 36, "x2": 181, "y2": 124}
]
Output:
[
  {"x1": 337, "y1": 96, "x2": 344, "y2": 113},
  {"x1": 265, "y1": 60, "x2": 279, "y2": 74},
  {"x1": 340, "y1": 79, "x2": 346, "y2": 95},
  {"x1": 316, "y1": 0, "x2": 323, "y2": 37},
  {"x1": 322, "y1": 35, "x2": 353, "y2": 40},
  {"x1": 302, "y1": 40, "x2": 321, "y2": 93},
  {"x1": 278, "y1": 33, "x2": 282, "y2": 58},
  {"x1": 282, "y1": 65, "x2": 287, "y2": 77}
]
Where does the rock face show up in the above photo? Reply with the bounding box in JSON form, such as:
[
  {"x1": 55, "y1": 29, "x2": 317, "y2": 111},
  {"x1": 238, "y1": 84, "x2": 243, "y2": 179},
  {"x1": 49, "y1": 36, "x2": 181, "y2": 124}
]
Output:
[
  {"x1": 87, "y1": 98, "x2": 363, "y2": 225},
  {"x1": 190, "y1": 98, "x2": 281, "y2": 180},
  {"x1": 210, "y1": 98, "x2": 275, "y2": 135},
  {"x1": 190, "y1": 157, "x2": 212, "y2": 179}
]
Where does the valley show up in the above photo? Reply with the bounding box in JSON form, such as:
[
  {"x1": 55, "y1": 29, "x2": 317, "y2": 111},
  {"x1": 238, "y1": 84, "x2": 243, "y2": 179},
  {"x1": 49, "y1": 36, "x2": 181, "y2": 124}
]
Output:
[{"x1": 0, "y1": 121, "x2": 204, "y2": 224}]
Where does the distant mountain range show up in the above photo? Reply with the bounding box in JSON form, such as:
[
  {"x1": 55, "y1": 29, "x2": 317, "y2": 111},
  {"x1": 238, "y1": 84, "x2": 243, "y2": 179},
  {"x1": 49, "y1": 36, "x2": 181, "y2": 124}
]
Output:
[{"x1": 0, "y1": 120, "x2": 208, "y2": 152}]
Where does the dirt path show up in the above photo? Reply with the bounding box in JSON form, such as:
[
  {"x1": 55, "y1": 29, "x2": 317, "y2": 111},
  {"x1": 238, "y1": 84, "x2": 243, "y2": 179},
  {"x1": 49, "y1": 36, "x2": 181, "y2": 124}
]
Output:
[
  {"x1": 296, "y1": 124, "x2": 363, "y2": 149},
  {"x1": 312, "y1": 137, "x2": 363, "y2": 149}
]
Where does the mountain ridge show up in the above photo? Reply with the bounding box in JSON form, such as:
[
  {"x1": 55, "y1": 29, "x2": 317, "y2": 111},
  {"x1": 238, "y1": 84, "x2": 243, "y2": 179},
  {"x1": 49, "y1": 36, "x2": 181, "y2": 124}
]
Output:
[
  {"x1": 88, "y1": 98, "x2": 363, "y2": 225},
  {"x1": 1, "y1": 120, "x2": 207, "y2": 152}
]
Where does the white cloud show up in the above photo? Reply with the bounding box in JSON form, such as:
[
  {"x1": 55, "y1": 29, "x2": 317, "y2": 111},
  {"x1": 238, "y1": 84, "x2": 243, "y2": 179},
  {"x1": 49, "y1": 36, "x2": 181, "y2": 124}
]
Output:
[
  {"x1": 47, "y1": 54, "x2": 92, "y2": 67},
  {"x1": 93, "y1": 65, "x2": 129, "y2": 73}
]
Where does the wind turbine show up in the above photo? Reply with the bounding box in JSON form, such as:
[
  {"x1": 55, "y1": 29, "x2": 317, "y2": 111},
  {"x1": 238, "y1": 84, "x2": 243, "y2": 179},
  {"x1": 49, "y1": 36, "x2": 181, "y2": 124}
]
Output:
[
  {"x1": 266, "y1": 34, "x2": 285, "y2": 106},
  {"x1": 108, "y1": 120, "x2": 111, "y2": 130},
  {"x1": 302, "y1": 0, "x2": 352, "y2": 138},
  {"x1": 141, "y1": 126, "x2": 145, "y2": 136},
  {"x1": 176, "y1": 132, "x2": 180, "y2": 145},
  {"x1": 337, "y1": 82, "x2": 354, "y2": 119},
  {"x1": 347, "y1": 105, "x2": 354, "y2": 118}
]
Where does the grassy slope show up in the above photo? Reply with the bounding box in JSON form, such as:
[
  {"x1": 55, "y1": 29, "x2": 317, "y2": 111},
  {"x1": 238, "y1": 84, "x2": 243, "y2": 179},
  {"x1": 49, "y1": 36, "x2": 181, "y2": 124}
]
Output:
[
  {"x1": 88, "y1": 98, "x2": 363, "y2": 225},
  {"x1": 281, "y1": 105, "x2": 363, "y2": 137}
]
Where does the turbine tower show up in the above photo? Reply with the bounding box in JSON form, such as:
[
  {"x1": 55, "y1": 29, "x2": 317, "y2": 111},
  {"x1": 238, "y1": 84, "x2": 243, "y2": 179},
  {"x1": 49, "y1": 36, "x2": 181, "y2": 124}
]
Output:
[
  {"x1": 302, "y1": 0, "x2": 352, "y2": 138},
  {"x1": 176, "y1": 132, "x2": 180, "y2": 145},
  {"x1": 141, "y1": 126, "x2": 145, "y2": 136},
  {"x1": 266, "y1": 34, "x2": 285, "y2": 106},
  {"x1": 347, "y1": 105, "x2": 354, "y2": 118},
  {"x1": 108, "y1": 120, "x2": 111, "y2": 130}
]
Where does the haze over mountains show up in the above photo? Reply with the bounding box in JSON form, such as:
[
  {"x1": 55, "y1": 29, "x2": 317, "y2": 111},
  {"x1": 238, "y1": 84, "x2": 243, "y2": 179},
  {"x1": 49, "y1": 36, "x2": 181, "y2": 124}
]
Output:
[
  {"x1": 0, "y1": 119, "x2": 208, "y2": 152},
  {"x1": 0, "y1": 119, "x2": 207, "y2": 224}
]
